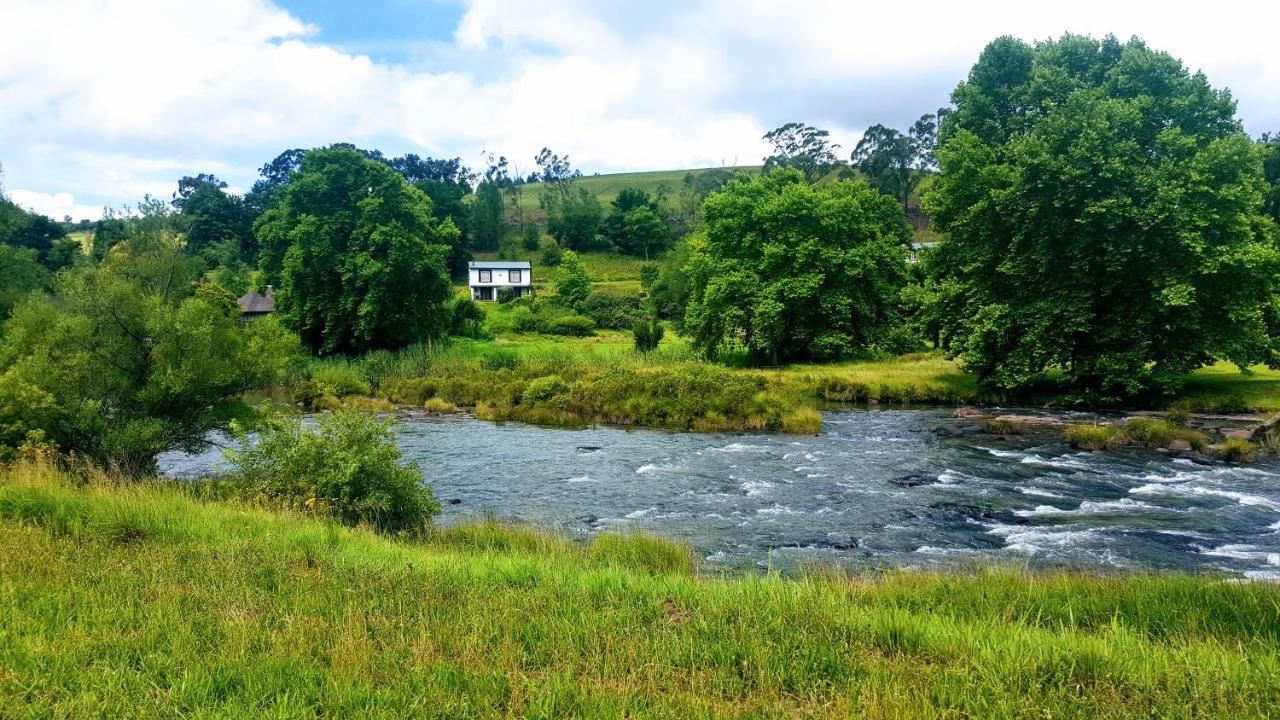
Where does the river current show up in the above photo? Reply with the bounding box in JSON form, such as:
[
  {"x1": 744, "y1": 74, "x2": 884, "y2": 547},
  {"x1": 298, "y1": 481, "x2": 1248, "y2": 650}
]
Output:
[{"x1": 159, "y1": 409, "x2": 1280, "y2": 579}]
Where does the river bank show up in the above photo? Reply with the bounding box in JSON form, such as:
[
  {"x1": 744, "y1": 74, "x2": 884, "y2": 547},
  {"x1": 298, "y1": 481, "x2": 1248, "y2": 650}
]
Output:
[{"x1": 2, "y1": 462, "x2": 1278, "y2": 718}]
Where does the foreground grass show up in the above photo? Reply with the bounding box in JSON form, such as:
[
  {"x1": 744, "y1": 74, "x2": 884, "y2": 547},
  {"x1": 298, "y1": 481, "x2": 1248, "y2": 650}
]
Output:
[{"x1": 2, "y1": 463, "x2": 1279, "y2": 718}]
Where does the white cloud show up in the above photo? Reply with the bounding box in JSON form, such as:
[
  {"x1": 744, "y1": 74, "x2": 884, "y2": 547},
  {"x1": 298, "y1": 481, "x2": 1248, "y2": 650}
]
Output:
[
  {"x1": 7, "y1": 189, "x2": 102, "y2": 221},
  {"x1": 0, "y1": 0, "x2": 1276, "y2": 217}
]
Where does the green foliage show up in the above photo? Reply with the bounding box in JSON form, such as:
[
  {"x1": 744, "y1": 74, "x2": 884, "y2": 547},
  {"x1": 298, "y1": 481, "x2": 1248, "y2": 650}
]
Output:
[
  {"x1": 1064, "y1": 424, "x2": 1127, "y2": 451},
  {"x1": 1261, "y1": 132, "x2": 1280, "y2": 224},
  {"x1": 926, "y1": 35, "x2": 1280, "y2": 400},
  {"x1": 539, "y1": 239, "x2": 563, "y2": 266},
  {"x1": 496, "y1": 286, "x2": 518, "y2": 304},
  {"x1": 546, "y1": 187, "x2": 602, "y2": 251},
  {"x1": 545, "y1": 314, "x2": 596, "y2": 337},
  {"x1": 520, "y1": 221, "x2": 541, "y2": 251},
  {"x1": 174, "y1": 175, "x2": 254, "y2": 259},
  {"x1": 0, "y1": 237, "x2": 298, "y2": 471},
  {"x1": 684, "y1": 169, "x2": 912, "y2": 363},
  {"x1": 983, "y1": 418, "x2": 1023, "y2": 435},
  {"x1": 227, "y1": 410, "x2": 438, "y2": 533},
  {"x1": 448, "y1": 296, "x2": 487, "y2": 338},
  {"x1": 0, "y1": 245, "x2": 50, "y2": 320},
  {"x1": 633, "y1": 315, "x2": 665, "y2": 353},
  {"x1": 850, "y1": 112, "x2": 943, "y2": 211},
  {"x1": 638, "y1": 263, "x2": 659, "y2": 288},
  {"x1": 555, "y1": 250, "x2": 592, "y2": 307},
  {"x1": 520, "y1": 375, "x2": 570, "y2": 403},
  {"x1": 761, "y1": 122, "x2": 843, "y2": 182},
  {"x1": 1218, "y1": 437, "x2": 1258, "y2": 462},
  {"x1": 308, "y1": 365, "x2": 372, "y2": 398},
  {"x1": 0, "y1": 197, "x2": 73, "y2": 271},
  {"x1": 603, "y1": 188, "x2": 670, "y2": 260},
  {"x1": 479, "y1": 348, "x2": 520, "y2": 372},
  {"x1": 581, "y1": 290, "x2": 642, "y2": 330},
  {"x1": 1123, "y1": 417, "x2": 1208, "y2": 452},
  {"x1": 467, "y1": 179, "x2": 505, "y2": 253},
  {"x1": 255, "y1": 146, "x2": 456, "y2": 355}
]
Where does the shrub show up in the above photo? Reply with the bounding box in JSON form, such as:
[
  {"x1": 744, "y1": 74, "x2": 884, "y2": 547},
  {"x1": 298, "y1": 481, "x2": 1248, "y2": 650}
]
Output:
[
  {"x1": 311, "y1": 365, "x2": 371, "y2": 398},
  {"x1": 479, "y1": 349, "x2": 520, "y2": 372},
  {"x1": 983, "y1": 418, "x2": 1023, "y2": 435},
  {"x1": 555, "y1": 250, "x2": 591, "y2": 307},
  {"x1": 540, "y1": 241, "x2": 563, "y2": 267},
  {"x1": 780, "y1": 407, "x2": 822, "y2": 435},
  {"x1": 1064, "y1": 424, "x2": 1125, "y2": 451},
  {"x1": 521, "y1": 222, "x2": 541, "y2": 251},
  {"x1": 633, "y1": 316, "x2": 664, "y2": 353},
  {"x1": 227, "y1": 410, "x2": 438, "y2": 534},
  {"x1": 639, "y1": 263, "x2": 660, "y2": 289},
  {"x1": 382, "y1": 377, "x2": 437, "y2": 405},
  {"x1": 1166, "y1": 402, "x2": 1192, "y2": 426},
  {"x1": 582, "y1": 291, "x2": 642, "y2": 329},
  {"x1": 1124, "y1": 417, "x2": 1207, "y2": 451},
  {"x1": 545, "y1": 314, "x2": 596, "y2": 337},
  {"x1": 521, "y1": 375, "x2": 570, "y2": 404},
  {"x1": 496, "y1": 287, "x2": 518, "y2": 304},
  {"x1": 449, "y1": 297, "x2": 487, "y2": 338},
  {"x1": 1217, "y1": 437, "x2": 1257, "y2": 462},
  {"x1": 423, "y1": 397, "x2": 456, "y2": 413}
]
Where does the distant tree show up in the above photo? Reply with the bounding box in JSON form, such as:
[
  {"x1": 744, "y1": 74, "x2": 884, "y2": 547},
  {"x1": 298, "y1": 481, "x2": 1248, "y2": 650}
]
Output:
[
  {"x1": 683, "y1": 169, "x2": 911, "y2": 364},
  {"x1": 603, "y1": 188, "x2": 669, "y2": 260},
  {"x1": 0, "y1": 232, "x2": 297, "y2": 472},
  {"x1": 534, "y1": 147, "x2": 580, "y2": 202},
  {"x1": 202, "y1": 239, "x2": 254, "y2": 296},
  {"x1": 92, "y1": 211, "x2": 128, "y2": 259},
  {"x1": 555, "y1": 250, "x2": 592, "y2": 307},
  {"x1": 632, "y1": 314, "x2": 664, "y2": 353},
  {"x1": 850, "y1": 111, "x2": 946, "y2": 213},
  {"x1": 521, "y1": 221, "x2": 541, "y2": 251},
  {"x1": 388, "y1": 156, "x2": 474, "y2": 277},
  {"x1": 245, "y1": 148, "x2": 305, "y2": 214},
  {"x1": 761, "y1": 123, "x2": 842, "y2": 183},
  {"x1": 174, "y1": 175, "x2": 254, "y2": 259},
  {"x1": 546, "y1": 187, "x2": 602, "y2": 251},
  {"x1": 0, "y1": 197, "x2": 72, "y2": 271},
  {"x1": 925, "y1": 34, "x2": 1280, "y2": 399},
  {"x1": 254, "y1": 146, "x2": 456, "y2": 354}
]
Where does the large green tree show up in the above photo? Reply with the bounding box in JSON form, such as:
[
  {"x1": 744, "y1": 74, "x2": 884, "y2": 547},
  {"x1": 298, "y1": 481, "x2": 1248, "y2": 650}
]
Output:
[
  {"x1": 683, "y1": 169, "x2": 911, "y2": 363},
  {"x1": 926, "y1": 35, "x2": 1280, "y2": 399},
  {"x1": 604, "y1": 188, "x2": 670, "y2": 259},
  {"x1": 761, "y1": 123, "x2": 843, "y2": 183},
  {"x1": 173, "y1": 174, "x2": 254, "y2": 259},
  {"x1": 0, "y1": 231, "x2": 296, "y2": 471},
  {"x1": 255, "y1": 146, "x2": 456, "y2": 355},
  {"x1": 1262, "y1": 132, "x2": 1280, "y2": 224}
]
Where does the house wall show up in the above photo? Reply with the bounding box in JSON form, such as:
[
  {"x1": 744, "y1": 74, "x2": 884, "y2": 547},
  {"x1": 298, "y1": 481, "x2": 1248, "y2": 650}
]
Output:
[{"x1": 468, "y1": 268, "x2": 532, "y2": 287}]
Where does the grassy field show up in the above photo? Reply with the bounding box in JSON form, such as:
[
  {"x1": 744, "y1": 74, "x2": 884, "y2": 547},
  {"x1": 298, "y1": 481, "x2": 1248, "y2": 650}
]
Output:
[
  {"x1": 2, "y1": 462, "x2": 1278, "y2": 718},
  {"x1": 514, "y1": 166, "x2": 759, "y2": 222},
  {"x1": 1178, "y1": 361, "x2": 1280, "y2": 412}
]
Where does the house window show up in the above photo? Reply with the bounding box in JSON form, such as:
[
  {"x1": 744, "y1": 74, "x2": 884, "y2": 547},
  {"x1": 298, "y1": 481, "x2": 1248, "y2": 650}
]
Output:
[
  {"x1": 479, "y1": 269, "x2": 492, "y2": 283},
  {"x1": 509, "y1": 269, "x2": 522, "y2": 283}
]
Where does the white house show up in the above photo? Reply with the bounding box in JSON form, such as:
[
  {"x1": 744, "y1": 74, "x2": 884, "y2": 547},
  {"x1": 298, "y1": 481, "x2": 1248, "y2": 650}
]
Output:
[{"x1": 468, "y1": 260, "x2": 532, "y2": 301}]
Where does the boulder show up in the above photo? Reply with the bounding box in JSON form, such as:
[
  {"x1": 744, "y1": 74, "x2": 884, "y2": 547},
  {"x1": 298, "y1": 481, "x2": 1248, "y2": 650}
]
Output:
[
  {"x1": 1167, "y1": 439, "x2": 1192, "y2": 454},
  {"x1": 991, "y1": 414, "x2": 1067, "y2": 431},
  {"x1": 953, "y1": 406, "x2": 987, "y2": 419},
  {"x1": 1223, "y1": 429, "x2": 1253, "y2": 441}
]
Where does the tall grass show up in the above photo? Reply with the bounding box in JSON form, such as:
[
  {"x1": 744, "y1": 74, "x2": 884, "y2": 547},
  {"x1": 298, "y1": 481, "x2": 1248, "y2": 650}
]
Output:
[{"x1": 2, "y1": 463, "x2": 1278, "y2": 718}]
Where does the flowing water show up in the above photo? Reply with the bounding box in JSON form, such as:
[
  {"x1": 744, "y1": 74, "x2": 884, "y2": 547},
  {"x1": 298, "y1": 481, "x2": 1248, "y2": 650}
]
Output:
[{"x1": 159, "y1": 409, "x2": 1280, "y2": 579}]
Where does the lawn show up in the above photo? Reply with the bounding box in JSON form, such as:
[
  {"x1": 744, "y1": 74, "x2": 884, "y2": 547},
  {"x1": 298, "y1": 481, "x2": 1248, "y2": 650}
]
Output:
[
  {"x1": 1179, "y1": 361, "x2": 1280, "y2": 413},
  {"x1": 2, "y1": 463, "x2": 1278, "y2": 718}
]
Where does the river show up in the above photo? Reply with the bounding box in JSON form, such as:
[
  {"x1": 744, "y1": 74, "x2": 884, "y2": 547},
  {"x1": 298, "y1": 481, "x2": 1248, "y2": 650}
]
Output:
[{"x1": 158, "y1": 409, "x2": 1280, "y2": 579}]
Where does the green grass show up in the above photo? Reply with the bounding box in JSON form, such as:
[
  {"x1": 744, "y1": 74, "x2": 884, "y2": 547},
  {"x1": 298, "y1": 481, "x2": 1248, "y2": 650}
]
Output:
[
  {"x1": 514, "y1": 167, "x2": 759, "y2": 222},
  {"x1": 470, "y1": 250, "x2": 651, "y2": 289},
  {"x1": 2, "y1": 462, "x2": 1279, "y2": 718},
  {"x1": 1179, "y1": 361, "x2": 1280, "y2": 412}
]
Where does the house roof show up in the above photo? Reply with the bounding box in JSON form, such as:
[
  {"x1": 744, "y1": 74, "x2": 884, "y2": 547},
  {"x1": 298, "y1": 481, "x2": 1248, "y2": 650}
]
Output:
[
  {"x1": 237, "y1": 286, "x2": 274, "y2": 314},
  {"x1": 469, "y1": 261, "x2": 531, "y2": 269}
]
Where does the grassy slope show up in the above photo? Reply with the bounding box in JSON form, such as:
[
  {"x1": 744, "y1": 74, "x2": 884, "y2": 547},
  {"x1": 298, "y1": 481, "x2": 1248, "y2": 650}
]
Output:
[
  {"x1": 2, "y1": 464, "x2": 1279, "y2": 719},
  {"x1": 514, "y1": 166, "x2": 759, "y2": 222}
]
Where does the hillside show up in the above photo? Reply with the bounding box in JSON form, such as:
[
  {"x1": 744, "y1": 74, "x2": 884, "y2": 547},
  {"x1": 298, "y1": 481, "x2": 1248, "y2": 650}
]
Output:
[
  {"x1": 2, "y1": 463, "x2": 1278, "y2": 718},
  {"x1": 513, "y1": 165, "x2": 759, "y2": 222}
]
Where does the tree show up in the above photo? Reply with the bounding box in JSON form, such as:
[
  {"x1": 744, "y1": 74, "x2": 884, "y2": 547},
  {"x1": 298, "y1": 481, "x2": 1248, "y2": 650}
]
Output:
[
  {"x1": 633, "y1": 314, "x2": 664, "y2": 353},
  {"x1": 0, "y1": 232, "x2": 297, "y2": 472},
  {"x1": 546, "y1": 187, "x2": 602, "y2": 251},
  {"x1": 245, "y1": 148, "x2": 305, "y2": 214},
  {"x1": 92, "y1": 211, "x2": 128, "y2": 259},
  {"x1": 683, "y1": 169, "x2": 911, "y2": 364},
  {"x1": 925, "y1": 34, "x2": 1280, "y2": 400},
  {"x1": 849, "y1": 111, "x2": 947, "y2": 213},
  {"x1": 556, "y1": 250, "x2": 591, "y2": 307},
  {"x1": 0, "y1": 196, "x2": 74, "y2": 271},
  {"x1": 174, "y1": 174, "x2": 254, "y2": 259},
  {"x1": 0, "y1": 245, "x2": 49, "y2": 319},
  {"x1": 1262, "y1": 132, "x2": 1280, "y2": 224},
  {"x1": 761, "y1": 123, "x2": 842, "y2": 183},
  {"x1": 604, "y1": 188, "x2": 670, "y2": 259},
  {"x1": 255, "y1": 146, "x2": 456, "y2": 355}
]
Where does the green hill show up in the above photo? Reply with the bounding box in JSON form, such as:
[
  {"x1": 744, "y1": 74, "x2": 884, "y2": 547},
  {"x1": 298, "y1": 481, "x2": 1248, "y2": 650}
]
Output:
[{"x1": 514, "y1": 166, "x2": 759, "y2": 222}]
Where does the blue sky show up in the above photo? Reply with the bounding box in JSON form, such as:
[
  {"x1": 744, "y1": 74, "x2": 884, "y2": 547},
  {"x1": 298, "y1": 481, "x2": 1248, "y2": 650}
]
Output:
[{"x1": 1, "y1": 0, "x2": 1277, "y2": 220}]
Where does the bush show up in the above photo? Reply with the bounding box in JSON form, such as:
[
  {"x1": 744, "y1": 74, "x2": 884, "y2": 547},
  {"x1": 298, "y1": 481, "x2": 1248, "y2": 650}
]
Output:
[
  {"x1": 540, "y1": 241, "x2": 563, "y2": 267},
  {"x1": 521, "y1": 375, "x2": 570, "y2": 404},
  {"x1": 227, "y1": 410, "x2": 438, "y2": 534},
  {"x1": 633, "y1": 316, "x2": 664, "y2": 353},
  {"x1": 1064, "y1": 424, "x2": 1125, "y2": 451},
  {"x1": 423, "y1": 397, "x2": 455, "y2": 413},
  {"x1": 496, "y1": 287, "x2": 518, "y2": 304},
  {"x1": 639, "y1": 264, "x2": 659, "y2": 289},
  {"x1": 1218, "y1": 437, "x2": 1257, "y2": 462},
  {"x1": 521, "y1": 223, "x2": 541, "y2": 251},
  {"x1": 310, "y1": 365, "x2": 371, "y2": 398},
  {"x1": 556, "y1": 250, "x2": 591, "y2": 307},
  {"x1": 1166, "y1": 402, "x2": 1192, "y2": 425},
  {"x1": 448, "y1": 297, "x2": 487, "y2": 338},
  {"x1": 983, "y1": 418, "x2": 1023, "y2": 435},
  {"x1": 582, "y1": 291, "x2": 642, "y2": 329},
  {"x1": 480, "y1": 349, "x2": 521, "y2": 371},
  {"x1": 1124, "y1": 417, "x2": 1207, "y2": 451},
  {"x1": 545, "y1": 314, "x2": 596, "y2": 337}
]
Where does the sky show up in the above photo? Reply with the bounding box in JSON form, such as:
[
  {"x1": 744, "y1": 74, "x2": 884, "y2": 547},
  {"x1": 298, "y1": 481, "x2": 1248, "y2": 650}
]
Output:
[{"x1": 1, "y1": 0, "x2": 1277, "y2": 220}]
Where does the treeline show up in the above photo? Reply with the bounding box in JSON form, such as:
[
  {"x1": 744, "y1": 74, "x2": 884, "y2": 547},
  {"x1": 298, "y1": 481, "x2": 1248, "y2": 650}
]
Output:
[{"x1": 3, "y1": 33, "x2": 1280, "y2": 471}]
